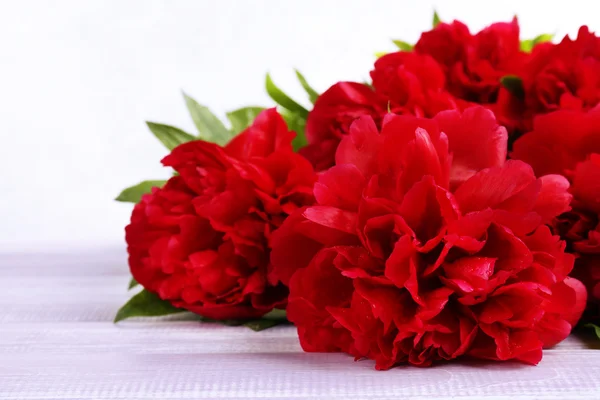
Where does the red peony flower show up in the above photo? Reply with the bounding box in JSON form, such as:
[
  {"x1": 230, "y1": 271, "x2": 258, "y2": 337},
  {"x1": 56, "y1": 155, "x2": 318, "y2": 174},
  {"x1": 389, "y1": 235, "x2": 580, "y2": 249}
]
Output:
[
  {"x1": 415, "y1": 20, "x2": 471, "y2": 68},
  {"x1": 126, "y1": 108, "x2": 316, "y2": 320},
  {"x1": 415, "y1": 18, "x2": 526, "y2": 105},
  {"x1": 301, "y1": 82, "x2": 387, "y2": 172},
  {"x1": 513, "y1": 108, "x2": 600, "y2": 317},
  {"x1": 303, "y1": 54, "x2": 463, "y2": 172},
  {"x1": 271, "y1": 106, "x2": 586, "y2": 368},
  {"x1": 371, "y1": 51, "x2": 463, "y2": 116},
  {"x1": 512, "y1": 108, "x2": 600, "y2": 177},
  {"x1": 499, "y1": 27, "x2": 600, "y2": 132}
]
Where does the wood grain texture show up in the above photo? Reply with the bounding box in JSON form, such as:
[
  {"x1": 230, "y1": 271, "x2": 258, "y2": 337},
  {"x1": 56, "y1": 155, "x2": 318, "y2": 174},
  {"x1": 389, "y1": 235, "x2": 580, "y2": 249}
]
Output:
[{"x1": 1, "y1": 250, "x2": 600, "y2": 399}]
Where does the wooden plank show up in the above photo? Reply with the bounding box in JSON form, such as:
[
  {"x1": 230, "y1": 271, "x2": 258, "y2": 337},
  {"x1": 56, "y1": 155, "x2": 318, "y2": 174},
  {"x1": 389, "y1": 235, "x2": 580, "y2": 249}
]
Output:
[
  {"x1": 0, "y1": 275, "x2": 130, "y2": 323},
  {"x1": 2, "y1": 250, "x2": 600, "y2": 399},
  {"x1": 0, "y1": 323, "x2": 302, "y2": 355},
  {"x1": 1, "y1": 333, "x2": 599, "y2": 399},
  {"x1": 0, "y1": 249, "x2": 128, "y2": 277}
]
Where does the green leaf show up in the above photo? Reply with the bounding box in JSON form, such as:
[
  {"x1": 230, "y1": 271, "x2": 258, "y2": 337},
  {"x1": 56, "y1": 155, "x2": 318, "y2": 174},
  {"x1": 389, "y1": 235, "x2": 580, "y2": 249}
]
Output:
[
  {"x1": 243, "y1": 319, "x2": 279, "y2": 331},
  {"x1": 295, "y1": 70, "x2": 319, "y2": 104},
  {"x1": 500, "y1": 75, "x2": 525, "y2": 99},
  {"x1": 265, "y1": 73, "x2": 309, "y2": 118},
  {"x1": 196, "y1": 309, "x2": 287, "y2": 331},
  {"x1": 243, "y1": 310, "x2": 287, "y2": 331},
  {"x1": 115, "y1": 180, "x2": 167, "y2": 203},
  {"x1": 392, "y1": 39, "x2": 414, "y2": 51},
  {"x1": 585, "y1": 323, "x2": 600, "y2": 339},
  {"x1": 128, "y1": 277, "x2": 139, "y2": 290},
  {"x1": 114, "y1": 289, "x2": 185, "y2": 323},
  {"x1": 262, "y1": 308, "x2": 287, "y2": 320},
  {"x1": 218, "y1": 319, "x2": 246, "y2": 326},
  {"x1": 226, "y1": 106, "x2": 265, "y2": 134},
  {"x1": 183, "y1": 92, "x2": 232, "y2": 146},
  {"x1": 520, "y1": 33, "x2": 554, "y2": 52},
  {"x1": 374, "y1": 51, "x2": 388, "y2": 58},
  {"x1": 280, "y1": 109, "x2": 307, "y2": 151},
  {"x1": 200, "y1": 318, "x2": 282, "y2": 331},
  {"x1": 146, "y1": 122, "x2": 196, "y2": 151},
  {"x1": 535, "y1": 33, "x2": 554, "y2": 43},
  {"x1": 519, "y1": 40, "x2": 533, "y2": 52},
  {"x1": 433, "y1": 10, "x2": 441, "y2": 28},
  {"x1": 520, "y1": 39, "x2": 533, "y2": 53}
]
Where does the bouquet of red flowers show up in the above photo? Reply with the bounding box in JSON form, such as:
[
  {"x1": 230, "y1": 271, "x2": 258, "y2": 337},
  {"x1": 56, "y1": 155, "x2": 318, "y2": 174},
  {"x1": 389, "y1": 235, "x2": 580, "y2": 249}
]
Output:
[{"x1": 115, "y1": 12, "x2": 600, "y2": 369}]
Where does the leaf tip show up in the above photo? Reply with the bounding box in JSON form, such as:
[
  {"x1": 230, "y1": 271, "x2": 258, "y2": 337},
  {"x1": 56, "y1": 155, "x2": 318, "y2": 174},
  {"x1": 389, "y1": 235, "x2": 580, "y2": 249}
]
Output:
[
  {"x1": 433, "y1": 10, "x2": 441, "y2": 27},
  {"x1": 113, "y1": 310, "x2": 125, "y2": 324},
  {"x1": 128, "y1": 277, "x2": 139, "y2": 290},
  {"x1": 392, "y1": 39, "x2": 414, "y2": 52},
  {"x1": 265, "y1": 72, "x2": 274, "y2": 87},
  {"x1": 182, "y1": 91, "x2": 198, "y2": 109}
]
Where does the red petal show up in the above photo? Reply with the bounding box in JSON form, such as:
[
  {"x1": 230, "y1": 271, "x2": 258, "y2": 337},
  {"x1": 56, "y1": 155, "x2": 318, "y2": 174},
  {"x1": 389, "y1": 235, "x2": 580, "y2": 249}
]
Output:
[
  {"x1": 303, "y1": 206, "x2": 357, "y2": 235},
  {"x1": 480, "y1": 223, "x2": 533, "y2": 274},
  {"x1": 445, "y1": 209, "x2": 493, "y2": 253},
  {"x1": 161, "y1": 141, "x2": 230, "y2": 195},
  {"x1": 533, "y1": 174, "x2": 572, "y2": 223},
  {"x1": 479, "y1": 324, "x2": 544, "y2": 364},
  {"x1": 333, "y1": 246, "x2": 383, "y2": 278},
  {"x1": 572, "y1": 154, "x2": 600, "y2": 213},
  {"x1": 536, "y1": 313, "x2": 572, "y2": 349},
  {"x1": 225, "y1": 108, "x2": 294, "y2": 160},
  {"x1": 398, "y1": 176, "x2": 445, "y2": 244},
  {"x1": 384, "y1": 235, "x2": 415, "y2": 288},
  {"x1": 269, "y1": 209, "x2": 326, "y2": 285},
  {"x1": 379, "y1": 114, "x2": 450, "y2": 191},
  {"x1": 314, "y1": 164, "x2": 366, "y2": 211},
  {"x1": 547, "y1": 277, "x2": 588, "y2": 328},
  {"x1": 454, "y1": 160, "x2": 537, "y2": 214},
  {"x1": 435, "y1": 106, "x2": 508, "y2": 190},
  {"x1": 353, "y1": 277, "x2": 406, "y2": 332},
  {"x1": 335, "y1": 116, "x2": 381, "y2": 178}
]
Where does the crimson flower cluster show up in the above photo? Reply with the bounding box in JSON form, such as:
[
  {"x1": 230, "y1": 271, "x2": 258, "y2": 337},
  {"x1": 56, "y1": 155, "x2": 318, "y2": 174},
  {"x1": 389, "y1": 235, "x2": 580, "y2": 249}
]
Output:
[
  {"x1": 499, "y1": 27, "x2": 600, "y2": 132},
  {"x1": 513, "y1": 108, "x2": 600, "y2": 320},
  {"x1": 123, "y1": 16, "x2": 600, "y2": 370},
  {"x1": 126, "y1": 109, "x2": 316, "y2": 320},
  {"x1": 301, "y1": 18, "x2": 525, "y2": 170},
  {"x1": 415, "y1": 18, "x2": 524, "y2": 104},
  {"x1": 301, "y1": 20, "x2": 600, "y2": 173},
  {"x1": 271, "y1": 107, "x2": 586, "y2": 368}
]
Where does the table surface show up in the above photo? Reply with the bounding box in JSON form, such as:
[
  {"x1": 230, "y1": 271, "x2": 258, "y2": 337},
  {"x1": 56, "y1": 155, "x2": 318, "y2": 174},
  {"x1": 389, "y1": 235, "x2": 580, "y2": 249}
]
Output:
[{"x1": 2, "y1": 250, "x2": 600, "y2": 400}]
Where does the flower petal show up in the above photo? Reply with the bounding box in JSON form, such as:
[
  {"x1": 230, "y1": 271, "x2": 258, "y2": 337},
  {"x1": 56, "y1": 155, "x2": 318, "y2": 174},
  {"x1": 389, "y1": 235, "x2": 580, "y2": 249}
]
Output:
[
  {"x1": 435, "y1": 106, "x2": 508, "y2": 190},
  {"x1": 454, "y1": 160, "x2": 537, "y2": 214}
]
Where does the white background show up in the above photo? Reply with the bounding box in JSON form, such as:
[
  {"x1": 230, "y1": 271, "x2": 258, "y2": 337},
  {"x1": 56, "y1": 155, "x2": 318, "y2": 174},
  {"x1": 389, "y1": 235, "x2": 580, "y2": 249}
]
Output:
[{"x1": 1, "y1": 0, "x2": 599, "y2": 252}]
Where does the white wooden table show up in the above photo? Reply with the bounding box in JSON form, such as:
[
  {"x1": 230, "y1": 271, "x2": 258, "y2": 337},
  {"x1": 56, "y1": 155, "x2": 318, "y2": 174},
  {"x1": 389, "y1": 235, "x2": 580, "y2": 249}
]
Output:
[{"x1": 2, "y1": 249, "x2": 600, "y2": 399}]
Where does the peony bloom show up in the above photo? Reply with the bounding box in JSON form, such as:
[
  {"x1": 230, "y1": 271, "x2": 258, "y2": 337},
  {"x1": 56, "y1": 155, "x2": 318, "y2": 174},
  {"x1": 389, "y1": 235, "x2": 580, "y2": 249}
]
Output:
[
  {"x1": 126, "y1": 108, "x2": 316, "y2": 320},
  {"x1": 370, "y1": 51, "x2": 462, "y2": 117},
  {"x1": 415, "y1": 20, "x2": 471, "y2": 68},
  {"x1": 499, "y1": 26, "x2": 600, "y2": 132},
  {"x1": 415, "y1": 18, "x2": 526, "y2": 105},
  {"x1": 302, "y1": 82, "x2": 387, "y2": 172},
  {"x1": 271, "y1": 106, "x2": 586, "y2": 368},
  {"x1": 304, "y1": 53, "x2": 462, "y2": 172},
  {"x1": 513, "y1": 108, "x2": 600, "y2": 318}
]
